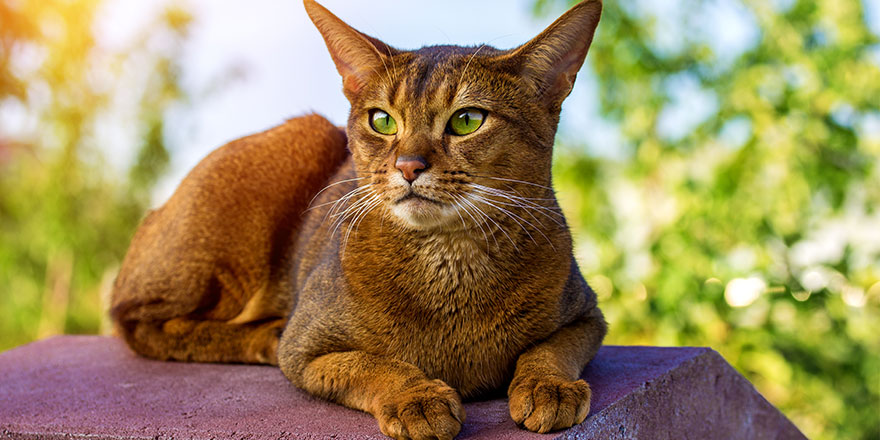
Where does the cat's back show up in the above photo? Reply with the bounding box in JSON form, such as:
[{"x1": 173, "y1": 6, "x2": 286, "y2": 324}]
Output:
[{"x1": 171, "y1": 114, "x2": 347, "y2": 210}]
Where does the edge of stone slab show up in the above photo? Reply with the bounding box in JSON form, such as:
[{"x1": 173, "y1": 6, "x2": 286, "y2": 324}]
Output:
[{"x1": 555, "y1": 348, "x2": 806, "y2": 440}]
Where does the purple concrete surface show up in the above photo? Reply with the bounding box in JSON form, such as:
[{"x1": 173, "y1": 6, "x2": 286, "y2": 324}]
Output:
[{"x1": 0, "y1": 336, "x2": 805, "y2": 439}]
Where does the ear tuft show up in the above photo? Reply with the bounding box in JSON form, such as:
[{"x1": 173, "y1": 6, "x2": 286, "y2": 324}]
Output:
[
  {"x1": 304, "y1": 0, "x2": 397, "y2": 97},
  {"x1": 511, "y1": 0, "x2": 602, "y2": 107}
]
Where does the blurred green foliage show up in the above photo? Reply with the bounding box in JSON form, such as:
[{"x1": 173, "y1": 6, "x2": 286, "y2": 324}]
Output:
[
  {"x1": 0, "y1": 0, "x2": 189, "y2": 349},
  {"x1": 536, "y1": 0, "x2": 880, "y2": 438}
]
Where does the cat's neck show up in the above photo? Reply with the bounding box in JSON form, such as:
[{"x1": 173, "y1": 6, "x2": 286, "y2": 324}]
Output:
[{"x1": 337, "y1": 200, "x2": 570, "y2": 312}]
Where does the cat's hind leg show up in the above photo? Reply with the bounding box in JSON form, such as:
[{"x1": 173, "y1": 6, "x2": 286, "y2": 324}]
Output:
[{"x1": 111, "y1": 268, "x2": 288, "y2": 365}]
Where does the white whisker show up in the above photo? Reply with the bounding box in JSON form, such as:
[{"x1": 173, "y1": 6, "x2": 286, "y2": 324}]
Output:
[
  {"x1": 305, "y1": 177, "x2": 369, "y2": 212},
  {"x1": 470, "y1": 175, "x2": 555, "y2": 192},
  {"x1": 472, "y1": 189, "x2": 549, "y2": 229},
  {"x1": 322, "y1": 185, "x2": 375, "y2": 227},
  {"x1": 330, "y1": 188, "x2": 376, "y2": 218},
  {"x1": 470, "y1": 185, "x2": 566, "y2": 229},
  {"x1": 457, "y1": 194, "x2": 496, "y2": 249},
  {"x1": 470, "y1": 193, "x2": 544, "y2": 248},
  {"x1": 308, "y1": 185, "x2": 372, "y2": 213},
  {"x1": 477, "y1": 194, "x2": 555, "y2": 250},
  {"x1": 329, "y1": 189, "x2": 376, "y2": 239},
  {"x1": 458, "y1": 34, "x2": 512, "y2": 87},
  {"x1": 341, "y1": 192, "x2": 383, "y2": 256},
  {"x1": 447, "y1": 191, "x2": 491, "y2": 249},
  {"x1": 470, "y1": 183, "x2": 561, "y2": 206},
  {"x1": 459, "y1": 44, "x2": 488, "y2": 87},
  {"x1": 461, "y1": 194, "x2": 517, "y2": 251}
]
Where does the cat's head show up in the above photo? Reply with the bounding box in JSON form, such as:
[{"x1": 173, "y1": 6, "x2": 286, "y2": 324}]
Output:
[{"x1": 305, "y1": 0, "x2": 601, "y2": 231}]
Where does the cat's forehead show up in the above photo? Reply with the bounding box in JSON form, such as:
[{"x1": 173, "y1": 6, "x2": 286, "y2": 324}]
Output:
[
  {"x1": 366, "y1": 44, "x2": 511, "y2": 115},
  {"x1": 404, "y1": 44, "x2": 506, "y2": 80}
]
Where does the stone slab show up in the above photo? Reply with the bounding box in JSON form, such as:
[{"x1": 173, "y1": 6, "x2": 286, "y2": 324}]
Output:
[{"x1": 0, "y1": 336, "x2": 804, "y2": 439}]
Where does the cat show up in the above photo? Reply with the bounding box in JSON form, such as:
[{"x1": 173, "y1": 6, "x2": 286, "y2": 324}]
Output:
[{"x1": 109, "y1": 0, "x2": 606, "y2": 439}]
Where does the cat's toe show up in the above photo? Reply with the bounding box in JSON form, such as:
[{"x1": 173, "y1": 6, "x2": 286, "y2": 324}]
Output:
[
  {"x1": 376, "y1": 379, "x2": 465, "y2": 440},
  {"x1": 509, "y1": 375, "x2": 591, "y2": 433}
]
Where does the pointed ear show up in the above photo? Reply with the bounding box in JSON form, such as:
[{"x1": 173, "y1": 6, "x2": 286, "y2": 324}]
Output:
[
  {"x1": 304, "y1": 0, "x2": 398, "y2": 97},
  {"x1": 510, "y1": 0, "x2": 602, "y2": 107}
]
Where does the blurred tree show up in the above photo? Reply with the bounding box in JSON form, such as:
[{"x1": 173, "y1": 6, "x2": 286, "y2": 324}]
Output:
[
  {"x1": 536, "y1": 0, "x2": 880, "y2": 438},
  {"x1": 0, "y1": 0, "x2": 191, "y2": 349}
]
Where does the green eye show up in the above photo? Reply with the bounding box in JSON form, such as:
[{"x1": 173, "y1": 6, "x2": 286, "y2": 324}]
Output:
[
  {"x1": 369, "y1": 109, "x2": 398, "y2": 135},
  {"x1": 448, "y1": 108, "x2": 486, "y2": 136}
]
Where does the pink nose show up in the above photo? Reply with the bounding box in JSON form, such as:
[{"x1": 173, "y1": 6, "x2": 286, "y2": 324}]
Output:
[{"x1": 395, "y1": 156, "x2": 428, "y2": 183}]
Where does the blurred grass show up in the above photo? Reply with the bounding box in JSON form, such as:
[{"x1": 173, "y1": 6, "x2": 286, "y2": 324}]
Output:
[{"x1": 1, "y1": 0, "x2": 878, "y2": 439}]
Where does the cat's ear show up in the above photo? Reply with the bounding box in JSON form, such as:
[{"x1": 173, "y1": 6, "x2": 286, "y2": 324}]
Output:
[
  {"x1": 304, "y1": 0, "x2": 397, "y2": 97},
  {"x1": 509, "y1": 0, "x2": 602, "y2": 107}
]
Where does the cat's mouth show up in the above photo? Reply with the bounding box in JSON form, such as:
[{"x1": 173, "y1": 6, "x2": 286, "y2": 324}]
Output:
[
  {"x1": 389, "y1": 190, "x2": 459, "y2": 230},
  {"x1": 395, "y1": 192, "x2": 442, "y2": 205}
]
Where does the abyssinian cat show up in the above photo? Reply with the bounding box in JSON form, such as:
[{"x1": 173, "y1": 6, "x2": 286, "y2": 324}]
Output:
[{"x1": 110, "y1": 0, "x2": 606, "y2": 438}]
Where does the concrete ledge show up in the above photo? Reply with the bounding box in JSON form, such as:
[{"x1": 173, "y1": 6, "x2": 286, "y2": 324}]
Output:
[{"x1": 0, "y1": 336, "x2": 804, "y2": 439}]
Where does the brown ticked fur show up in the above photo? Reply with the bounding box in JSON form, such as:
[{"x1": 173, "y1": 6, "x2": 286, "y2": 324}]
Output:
[
  {"x1": 111, "y1": 115, "x2": 347, "y2": 363},
  {"x1": 110, "y1": 1, "x2": 606, "y2": 439}
]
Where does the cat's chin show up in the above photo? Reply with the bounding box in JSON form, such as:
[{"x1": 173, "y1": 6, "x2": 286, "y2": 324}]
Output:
[{"x1": 389, "y1": 197, "x2": 460, "y2": 231}]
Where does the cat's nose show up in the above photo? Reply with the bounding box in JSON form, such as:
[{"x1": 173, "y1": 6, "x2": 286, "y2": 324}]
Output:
[{"x1": 395, "y1": 156, "x2": 429, "y2": 183}]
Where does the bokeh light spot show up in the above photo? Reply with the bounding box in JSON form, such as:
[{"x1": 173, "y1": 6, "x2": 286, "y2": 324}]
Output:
[{"x1": 725, "y1": 277, "x2": 766, "y2": 307}]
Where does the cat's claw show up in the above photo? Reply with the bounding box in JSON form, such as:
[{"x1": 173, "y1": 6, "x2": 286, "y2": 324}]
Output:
[
  {"x1": 376, "y1": 379, "x2": 465, "y2": 440},
  {"x1": 508, "y1": 375, "x2": 591, "y2": 433}
]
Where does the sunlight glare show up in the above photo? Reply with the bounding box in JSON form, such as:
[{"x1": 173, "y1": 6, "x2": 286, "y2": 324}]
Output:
[{"x1": 725, "y1": 277, "x2": 766, "y2": 307}]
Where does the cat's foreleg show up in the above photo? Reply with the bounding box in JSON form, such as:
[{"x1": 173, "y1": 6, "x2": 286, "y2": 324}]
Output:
[
  {"x1": 286, "y1": 350, "x2": 465, "y2": 440},
  {"x1": 508, "y1": 306, "x2": 607, "y2": 433}
]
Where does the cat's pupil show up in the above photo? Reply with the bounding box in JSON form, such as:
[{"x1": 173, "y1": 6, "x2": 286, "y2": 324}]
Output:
[{"x1": 464, "y1": 113, "x2": 470, "y2": 126}]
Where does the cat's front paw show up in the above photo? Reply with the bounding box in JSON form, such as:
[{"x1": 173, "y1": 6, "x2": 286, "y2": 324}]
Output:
[
  {"x1": 375, "y1": 379, "x2": 465, "y2": 440},
  {"x1": 508, "y1": 375, "x2": 591, "y2": 433}
]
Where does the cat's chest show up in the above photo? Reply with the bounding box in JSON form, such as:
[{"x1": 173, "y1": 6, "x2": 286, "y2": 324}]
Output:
[
  {"x1": 375, "y1": 237, "x2": 542, "y2": 396},
  {"x1": 345, "y1": 230, "x2": 551, "y2": 396},
  {"x1": 411, "y1": 235, "x2": 493, "y2": 299},
  {"x1": 387, "y1": 308, "x2": 525, "y2": 398}
]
